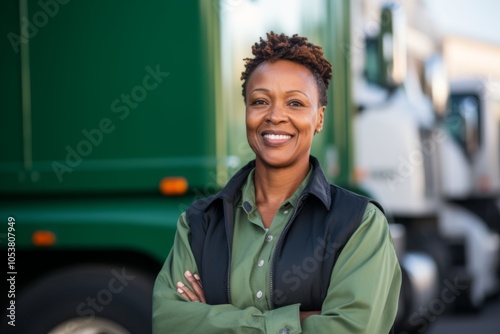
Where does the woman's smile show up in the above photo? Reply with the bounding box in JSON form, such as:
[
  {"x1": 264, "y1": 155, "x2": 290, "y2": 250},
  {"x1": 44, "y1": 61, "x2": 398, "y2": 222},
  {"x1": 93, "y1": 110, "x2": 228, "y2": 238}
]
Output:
[{"x1": 261, "y1": 130, "x2": 294, "y2": 146}]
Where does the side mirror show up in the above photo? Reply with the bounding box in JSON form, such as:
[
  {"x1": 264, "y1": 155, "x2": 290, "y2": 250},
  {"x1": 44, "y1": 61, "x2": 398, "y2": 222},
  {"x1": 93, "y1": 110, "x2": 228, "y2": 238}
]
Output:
[
  {"x1": 377, "y1": 3, "x2": 407, "y2": 88},
  {"x1": 424, "y1": 54, "x2": 449, "y2": 117}
]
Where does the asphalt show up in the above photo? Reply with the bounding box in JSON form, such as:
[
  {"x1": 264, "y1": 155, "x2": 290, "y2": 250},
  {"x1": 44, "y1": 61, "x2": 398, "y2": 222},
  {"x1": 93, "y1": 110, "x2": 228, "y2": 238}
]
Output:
[{"x1": 424, "y1": 295, "x2": 500, "y2": 334}]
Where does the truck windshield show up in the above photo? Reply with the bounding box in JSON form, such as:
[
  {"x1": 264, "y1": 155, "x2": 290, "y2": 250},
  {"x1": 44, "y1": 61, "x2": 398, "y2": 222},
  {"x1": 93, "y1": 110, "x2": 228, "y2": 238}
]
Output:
[{"x1": 445, "y1": 93, "x2": 481, "y2": 160}]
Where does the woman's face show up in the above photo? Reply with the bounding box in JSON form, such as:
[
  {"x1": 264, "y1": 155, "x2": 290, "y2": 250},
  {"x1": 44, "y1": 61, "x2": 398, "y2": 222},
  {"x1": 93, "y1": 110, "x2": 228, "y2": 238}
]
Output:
[{"x1": 245, "y1": 60, "x2": 325, "y2": 169}]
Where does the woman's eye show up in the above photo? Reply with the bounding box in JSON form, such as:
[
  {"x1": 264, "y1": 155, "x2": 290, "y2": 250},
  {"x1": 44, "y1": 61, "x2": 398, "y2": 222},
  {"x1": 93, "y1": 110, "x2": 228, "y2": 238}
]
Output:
[
  {"x1": 289, "y1": 100, "x2": 304, "y2": 107},
  {"x1": 251, "y1": 99, "x2": 267, "y2": 105}
]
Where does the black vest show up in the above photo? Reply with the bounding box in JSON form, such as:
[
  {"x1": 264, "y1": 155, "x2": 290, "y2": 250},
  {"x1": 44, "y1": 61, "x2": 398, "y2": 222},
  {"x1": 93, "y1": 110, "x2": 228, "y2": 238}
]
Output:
[{"x1": 186, "y1": 157, "x2": 382, "y2": 311}]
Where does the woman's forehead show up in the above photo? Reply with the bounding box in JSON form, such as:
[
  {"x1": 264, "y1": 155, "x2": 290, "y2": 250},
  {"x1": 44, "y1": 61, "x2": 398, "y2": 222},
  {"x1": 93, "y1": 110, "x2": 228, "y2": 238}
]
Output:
[{"x1": 247, "y1": 60, "x2": 317, "y2": 93}]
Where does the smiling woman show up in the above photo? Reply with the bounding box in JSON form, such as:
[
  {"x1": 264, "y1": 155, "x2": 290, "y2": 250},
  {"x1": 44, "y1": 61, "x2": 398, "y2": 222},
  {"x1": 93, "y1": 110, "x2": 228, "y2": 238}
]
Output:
[
  {"x1": 152, "y1": 32, "x2": 401, "y2": 334},
  {"x1": 245, "y1": 60, "x2": 324, "y2": 175}
]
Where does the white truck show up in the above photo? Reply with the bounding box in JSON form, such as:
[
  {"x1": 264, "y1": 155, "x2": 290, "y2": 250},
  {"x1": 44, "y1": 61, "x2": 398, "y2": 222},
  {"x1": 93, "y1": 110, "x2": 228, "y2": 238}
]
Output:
[
  {"x1": 352, "y1": 2, "x2": 500, "y2": 332},
  {"x1": 437, "y1": 78, "x2": 500, "y2": 308}
]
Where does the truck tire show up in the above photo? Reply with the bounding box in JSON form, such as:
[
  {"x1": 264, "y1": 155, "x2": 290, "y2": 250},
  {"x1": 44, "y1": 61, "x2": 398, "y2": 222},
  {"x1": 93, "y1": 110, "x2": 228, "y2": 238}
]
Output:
[
  {"x1": 1, "y1": 265, "x2": 154, "y2": 334},
  {"x1": 453, "y1": 274, "x2": 482, "y2": 313},
  {"x1": 406, "y1": 227, "x2": 452, "y2": 287}
]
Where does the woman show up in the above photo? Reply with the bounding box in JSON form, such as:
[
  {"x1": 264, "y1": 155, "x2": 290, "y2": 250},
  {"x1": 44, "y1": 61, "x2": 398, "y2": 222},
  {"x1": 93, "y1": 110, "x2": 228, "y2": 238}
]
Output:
[{"x1": 153, "y1": 32, "x2": 401, "y2": 333}]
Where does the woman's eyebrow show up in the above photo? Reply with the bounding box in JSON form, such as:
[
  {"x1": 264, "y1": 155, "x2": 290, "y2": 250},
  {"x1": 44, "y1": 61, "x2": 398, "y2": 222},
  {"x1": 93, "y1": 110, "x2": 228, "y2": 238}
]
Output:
[
  {"x1": 249, "y1": 88, "x2": 270, "y2": 94},
  {"x1": 286, "y1": 89, "x2": 309, "y2": 97},
  {"x1": 249, "y1": 88, "x2": 309, "y2": 98}
]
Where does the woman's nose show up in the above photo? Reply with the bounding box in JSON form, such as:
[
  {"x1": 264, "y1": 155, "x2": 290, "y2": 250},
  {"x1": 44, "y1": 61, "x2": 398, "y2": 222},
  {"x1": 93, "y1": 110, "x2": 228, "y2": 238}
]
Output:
[{"x1": 266, "y1": 104, "x2": 287, "y2": 124}]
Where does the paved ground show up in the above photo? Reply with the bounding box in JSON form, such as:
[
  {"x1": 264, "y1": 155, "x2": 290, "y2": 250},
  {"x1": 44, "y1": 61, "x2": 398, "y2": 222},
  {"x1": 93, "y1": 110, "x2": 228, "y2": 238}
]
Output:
[{"x1": 424, "y1": 295, "x2": 500, "y2": 334}]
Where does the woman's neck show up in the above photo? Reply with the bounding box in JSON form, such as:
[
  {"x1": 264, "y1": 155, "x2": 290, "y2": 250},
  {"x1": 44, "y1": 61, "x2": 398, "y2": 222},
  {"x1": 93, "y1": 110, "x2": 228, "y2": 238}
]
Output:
[{"x1": 253, "y1": 156, "x2": 310, "y2": 207}]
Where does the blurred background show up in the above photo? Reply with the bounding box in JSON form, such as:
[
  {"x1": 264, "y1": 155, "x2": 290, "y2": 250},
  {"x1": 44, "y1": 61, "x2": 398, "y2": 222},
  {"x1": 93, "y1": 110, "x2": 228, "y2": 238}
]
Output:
[{"x1": 0, "y1": 0, "x2": 499, "y2": 333}]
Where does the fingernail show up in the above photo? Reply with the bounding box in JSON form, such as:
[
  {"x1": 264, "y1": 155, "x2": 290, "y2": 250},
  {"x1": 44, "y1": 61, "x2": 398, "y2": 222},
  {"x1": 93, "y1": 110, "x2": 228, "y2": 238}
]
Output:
[
  {"x1": 177, "y1": 288, "x2": 184, "y2": 294},
  {"x1": 184, "y1": 271, "x2": 192, "y2": 277},
  {"x1": 194, "y1": 274, "x2": 200, "y2": 280},
  {"x1": 177, "y1": 281, "x2": 184, "y2": 287}
]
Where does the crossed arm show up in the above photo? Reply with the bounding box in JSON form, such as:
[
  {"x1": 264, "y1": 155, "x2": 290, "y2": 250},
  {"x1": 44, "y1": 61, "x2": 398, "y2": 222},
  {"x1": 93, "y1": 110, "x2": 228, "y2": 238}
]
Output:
[
  {"x1": 153, "y1": 205, "x2": 401, "y2": 333},
  {"x1": 176, "y1": 269, "x2": 320, "y2": 322}
]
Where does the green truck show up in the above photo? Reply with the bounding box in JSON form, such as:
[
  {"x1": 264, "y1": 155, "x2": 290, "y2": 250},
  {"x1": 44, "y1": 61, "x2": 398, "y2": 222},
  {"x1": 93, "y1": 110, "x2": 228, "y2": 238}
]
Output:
[
  {"x1": 0, "y1": 0, "x2": 360, "y2": 333},
  {"x1": 1, "y1": 1, "x2": 386, "y2": 333}
]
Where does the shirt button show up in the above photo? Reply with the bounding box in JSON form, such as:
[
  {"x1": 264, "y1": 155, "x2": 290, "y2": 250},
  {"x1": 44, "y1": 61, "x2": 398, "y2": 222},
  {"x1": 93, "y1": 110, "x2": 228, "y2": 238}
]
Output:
[
  {"x1": 256, "y1": 290, "x2": 263, "y2": 298},
  {"x1": 258, "y1": 259, "x2": 265, "y2": 267},
  {"x1": 283, "y1": 210, "x2": 289, "y2": 214},
  {"x1": 279, "y1": 328, "x2": 291, "y2": 334},
  {"x1": 266, "y1": 235, "x2": 273, "y2": 242},
  {"x1": 243, "y1": 201, "x2": 253, "y2": 212}
]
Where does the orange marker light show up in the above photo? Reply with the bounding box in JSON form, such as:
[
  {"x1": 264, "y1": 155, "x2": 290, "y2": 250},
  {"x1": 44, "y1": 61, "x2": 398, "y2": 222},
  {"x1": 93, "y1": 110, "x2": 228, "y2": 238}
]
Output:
[
  {"x1": 32, "y1": 230, "x2": 56, "y2": 247},
  {"x1": 354, "y1": 167, "x2": 368, "y2": 183},
  {"x1": 159, "y1": 177, "x2": 189, "y2": 196}
]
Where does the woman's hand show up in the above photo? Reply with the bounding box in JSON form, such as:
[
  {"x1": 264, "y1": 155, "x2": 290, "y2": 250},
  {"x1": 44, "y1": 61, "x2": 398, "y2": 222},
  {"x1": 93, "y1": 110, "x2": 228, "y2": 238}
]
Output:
[
  {"x1": 300, "y1": 311, "x2": 321, "y2": 322},
  {"x1": 176, "y1": 270, "x2": 206, "y2": 303}
]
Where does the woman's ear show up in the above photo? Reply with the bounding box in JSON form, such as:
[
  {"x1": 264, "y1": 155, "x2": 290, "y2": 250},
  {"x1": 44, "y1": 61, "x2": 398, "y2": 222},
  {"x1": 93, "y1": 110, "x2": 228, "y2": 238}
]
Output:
[{"x1": 315, "y1": 106, "x2": 325, "y2": 133}]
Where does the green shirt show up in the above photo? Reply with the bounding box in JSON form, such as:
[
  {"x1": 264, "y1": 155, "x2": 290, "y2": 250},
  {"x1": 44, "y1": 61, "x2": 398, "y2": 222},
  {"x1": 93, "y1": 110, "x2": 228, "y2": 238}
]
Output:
[
  {"x1": 153, "y1": 167, "x2": 401, "y2": 334},
  {"x1": 230, "y1": 167, "x2": 312, "y2": 312}
]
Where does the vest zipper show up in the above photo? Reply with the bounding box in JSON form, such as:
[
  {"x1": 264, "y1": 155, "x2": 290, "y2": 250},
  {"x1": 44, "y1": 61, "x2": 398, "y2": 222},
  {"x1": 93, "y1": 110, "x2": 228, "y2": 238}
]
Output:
[{"x1": 269, "y1": 194, "x2": 307, "y2": 309}]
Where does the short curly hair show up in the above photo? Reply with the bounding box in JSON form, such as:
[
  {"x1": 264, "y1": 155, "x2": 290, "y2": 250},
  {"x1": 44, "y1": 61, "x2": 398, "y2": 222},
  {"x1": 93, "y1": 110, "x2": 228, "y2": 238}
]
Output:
[{"x1": 241, "y1": 32, "x2": 333, "y2": 106}]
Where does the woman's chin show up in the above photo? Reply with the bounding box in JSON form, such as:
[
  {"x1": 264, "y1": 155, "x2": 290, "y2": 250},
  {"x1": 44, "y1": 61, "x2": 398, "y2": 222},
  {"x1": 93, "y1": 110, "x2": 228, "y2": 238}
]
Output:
[{"x1": 256, "y1": 152, "x2": 299, "y2": 169}]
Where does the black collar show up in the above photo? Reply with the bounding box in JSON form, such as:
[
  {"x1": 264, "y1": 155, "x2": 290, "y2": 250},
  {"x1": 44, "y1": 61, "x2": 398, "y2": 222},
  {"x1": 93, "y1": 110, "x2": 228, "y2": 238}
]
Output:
[{"x1": 208, "y1": 155, "x2": 332, "y2": 210}]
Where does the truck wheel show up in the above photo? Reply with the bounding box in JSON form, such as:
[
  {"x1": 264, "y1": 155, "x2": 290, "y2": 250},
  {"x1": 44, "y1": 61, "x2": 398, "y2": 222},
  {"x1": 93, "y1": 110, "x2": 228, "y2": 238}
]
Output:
[
  {"x1": 2, "y1": 265, "x2": 154, "y2": 334},
  {"x1": 453, "y1": 274, "x2": 482, "y2": 313},
  {"x1": 406, "y1": 227, "x2": 452, "y2": 287}
]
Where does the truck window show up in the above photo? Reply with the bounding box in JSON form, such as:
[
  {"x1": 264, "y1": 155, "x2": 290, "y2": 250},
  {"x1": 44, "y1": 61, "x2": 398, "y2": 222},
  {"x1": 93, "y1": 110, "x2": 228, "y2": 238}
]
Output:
[{"x1": 446, "y1": 93, "x2": 481, "y2": 160}]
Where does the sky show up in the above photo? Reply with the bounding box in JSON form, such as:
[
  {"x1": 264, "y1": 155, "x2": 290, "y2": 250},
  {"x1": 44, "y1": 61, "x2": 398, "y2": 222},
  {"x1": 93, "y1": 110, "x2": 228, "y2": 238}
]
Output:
[{"x1": 423, "y1": 0, "x2": 500, "y2": 45}]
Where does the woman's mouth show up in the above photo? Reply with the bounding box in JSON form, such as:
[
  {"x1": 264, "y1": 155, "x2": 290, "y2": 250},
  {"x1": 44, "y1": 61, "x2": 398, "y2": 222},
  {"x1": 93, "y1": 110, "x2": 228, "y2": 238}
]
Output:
[{"x1": 262, "y1": 133, "x2": 293, "y2": 146}]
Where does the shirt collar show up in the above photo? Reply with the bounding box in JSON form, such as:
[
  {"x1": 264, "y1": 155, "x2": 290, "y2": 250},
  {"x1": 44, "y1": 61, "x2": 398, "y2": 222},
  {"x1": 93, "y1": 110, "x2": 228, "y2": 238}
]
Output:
[
  {"x1": 239, "y1": 164, "x2": 315, "y2": 214},
  {"x1": 240, "y1": 169, "x2": 257, "y2": 214},
  {"x1": 212, "y1": 156, "x2": 332, "y2": 211}
]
